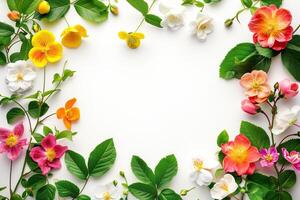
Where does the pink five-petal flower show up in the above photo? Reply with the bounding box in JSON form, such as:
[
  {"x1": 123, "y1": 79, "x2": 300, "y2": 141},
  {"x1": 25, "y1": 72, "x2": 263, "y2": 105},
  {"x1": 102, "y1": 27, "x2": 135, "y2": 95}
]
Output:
[
  {"x1": 279, "y1": 79, "x2": 299, "y2": 99},
  {"x1": 0, "y1": 123, "x2": 27, "y2": 160},
  {"x1": 260, "y1": 147, "x2": 279, "y2": 167},
  {"x1": 30, "y1": 134, "x2": 68, "y2": 175},
  {"x1": 282, "y1": 148, "x2": 300, "y2": 172}
]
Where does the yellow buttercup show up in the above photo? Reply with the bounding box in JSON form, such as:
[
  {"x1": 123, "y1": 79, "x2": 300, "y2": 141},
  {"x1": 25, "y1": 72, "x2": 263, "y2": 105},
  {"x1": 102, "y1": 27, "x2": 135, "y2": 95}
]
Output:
[
  {"x1": 118, "y1": 31, "x2": 144, "y2": 49},
  {"x1": 61, "y1": 24, "x2": 88, "y2": 48}
]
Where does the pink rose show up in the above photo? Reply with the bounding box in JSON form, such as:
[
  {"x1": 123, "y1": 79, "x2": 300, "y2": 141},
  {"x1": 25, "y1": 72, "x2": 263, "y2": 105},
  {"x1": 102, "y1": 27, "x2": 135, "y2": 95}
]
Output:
[
  {"x1": 241, "y1": 99, "x2": 260, "y2": 115},
  {"x1": 279, "y1": 79, "x2": 298, "y2": 99}
]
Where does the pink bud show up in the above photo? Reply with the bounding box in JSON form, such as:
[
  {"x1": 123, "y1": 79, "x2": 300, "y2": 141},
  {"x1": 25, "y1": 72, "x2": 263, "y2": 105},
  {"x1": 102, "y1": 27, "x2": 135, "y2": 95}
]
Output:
[
  {"x1": 241, "y1": 99, "x2": 259, "y2": 115},
  {"x1": 279, "y1": 79, "x2": 299, "y2": 99}
]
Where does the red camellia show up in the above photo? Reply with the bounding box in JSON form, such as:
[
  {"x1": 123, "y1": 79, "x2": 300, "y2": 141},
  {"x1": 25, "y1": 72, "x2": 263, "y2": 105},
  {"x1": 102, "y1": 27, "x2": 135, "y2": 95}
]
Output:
[
  {"x1": 248, "y1": 5, "x2": 293, "y2": 51},
  {"x1": 222, "y1": 134, "x2": 260, "y2": 176}
]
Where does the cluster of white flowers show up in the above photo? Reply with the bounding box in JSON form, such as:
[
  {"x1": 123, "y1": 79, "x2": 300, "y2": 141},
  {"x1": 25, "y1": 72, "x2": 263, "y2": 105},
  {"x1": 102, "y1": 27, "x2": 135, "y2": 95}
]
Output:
[{"x1": 159, "y1": 3, "x2": 214, "y2": 41}]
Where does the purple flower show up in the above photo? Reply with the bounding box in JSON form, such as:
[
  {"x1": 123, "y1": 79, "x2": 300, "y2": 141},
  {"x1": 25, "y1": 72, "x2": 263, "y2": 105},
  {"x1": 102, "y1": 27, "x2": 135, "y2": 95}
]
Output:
[{"x1": 260, "y1": 147, "x2": 279, "y2": 167}]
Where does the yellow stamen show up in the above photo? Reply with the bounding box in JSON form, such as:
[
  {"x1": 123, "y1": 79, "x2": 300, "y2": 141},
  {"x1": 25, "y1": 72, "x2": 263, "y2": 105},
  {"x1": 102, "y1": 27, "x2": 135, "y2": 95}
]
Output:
[
  {"x1": 6, "y1": 133, "x2": 18, "y2": 147},
  {"x1": 45, "y1": 148, "x2": 56, "y2": 162},
  {"x1": 193, "y1": 159, "x2": 204, "y2": 171},
  {"x1": 103, "y1": 192, "x2": 111, "y2": 200},
  {"x1": 220, "y1": 183, "x2": 229, "y2": 192}
]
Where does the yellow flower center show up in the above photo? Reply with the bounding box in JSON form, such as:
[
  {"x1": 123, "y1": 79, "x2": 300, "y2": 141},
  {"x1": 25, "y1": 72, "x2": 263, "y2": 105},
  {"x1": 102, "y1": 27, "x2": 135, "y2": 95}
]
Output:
[
  {"x1": 6, "y1": 133, "x2": 18, "y2": 147},
  {"x1": 228, "y1": 146, "x2": 248, "y2": 164},
  {"x1": 127, "y1": 35, "x2": 140, "y2": 49},
  {"x1": 45, "y1": 148, "x2": 56, "y2": 162},
  {"x1": 167, "y1": 15, "x2": 179, "y2": 23},
  {"x1": 288, "y1": 118, "x2": 297, "y2": 125},
  {"x1": 193, "y1": 159, "x2": 204, "y2": 171},
  {"x1": 103, "y1": 192, "x2": 111, "y2": 200},
  {"x1": 16, "y1": 72, "x2": 24, "y2": 80},
  {"x1": 265, "y1": 154, "x2": 273, "y2": 162},
  {"x1": 220, "y1": 183, "x2": 229, "y2": 192},
  {"x1": 197, "y1": 23, "x2": 207, "y2": 31},
  {"x1": 251, "y1": 81, "x2": 262, "y2": 90}
]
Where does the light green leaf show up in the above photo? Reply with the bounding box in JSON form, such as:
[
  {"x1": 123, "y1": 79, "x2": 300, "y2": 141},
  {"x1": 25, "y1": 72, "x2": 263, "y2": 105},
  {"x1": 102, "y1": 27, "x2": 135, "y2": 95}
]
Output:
[
  {"x1": 154, "y1": 155, "x2": 178, "y2": 188},
  {"x1": 65, "y1": 150, "x2": 89, "y2": 180},
  {"x1": 127, "y1": 0, "x2": 148, "y2": 15},
  {"x1": 74, "y1": 0, "x2": 109, "y2": 23},
  {"x1": 129, "y1": 183, "x2": 157, "y2": 200}
]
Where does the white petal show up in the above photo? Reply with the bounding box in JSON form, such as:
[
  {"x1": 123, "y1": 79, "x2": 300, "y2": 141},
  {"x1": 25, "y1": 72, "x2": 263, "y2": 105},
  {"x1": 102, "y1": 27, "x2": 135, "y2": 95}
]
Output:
[
  {"x1": 196, "y1": 169, "x2": 213, "y2": 186},
  {"x1": 159, "y1": 3, "x2": 170, "y2": 15},
  {"x1": 23, "y1": 68, "x2": 36, "y2": 81},
  {"x1": 6, "y1": 70, "x2": 18, "y2": 82},
  {"x1": 20, "y1": 81, "x2": 32, "y2": 91},
  {"x1": 291, "y1": 105, "x2": 300, "y2": 115},
  {"x1": 190, "y1": 171, "x2": 199, "y2": 182},
  {"x1": 223, "y1": 174, "x2": 238, "y2": 193},
  {"x1": 204, "y1": 159, "x2": 219, "y2": 169},
  {"x1": 197, "y1": 31, "x2": 207, "y2": 41},
  {"x1": 210, "y1": 184, "x2": 228, "y2": 200},
  {"x1": 7, "y1": 81, "x2": 20, "y2": 92}
]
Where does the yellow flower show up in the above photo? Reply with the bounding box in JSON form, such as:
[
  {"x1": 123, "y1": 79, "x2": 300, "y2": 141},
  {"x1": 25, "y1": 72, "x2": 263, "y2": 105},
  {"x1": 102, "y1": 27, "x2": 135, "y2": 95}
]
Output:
[
  {"x1": 118, "y1": 31, "x2": 144, "y2": 49},
  {"x1": 29, "y1": 30, "x2": 63, "y2": 68},
  {"x1": 37, "y1": 1, "x2": 51, "y2": 15},
  {"x1": 61, "y1": 25, "x2": 87, "y2": 48}
]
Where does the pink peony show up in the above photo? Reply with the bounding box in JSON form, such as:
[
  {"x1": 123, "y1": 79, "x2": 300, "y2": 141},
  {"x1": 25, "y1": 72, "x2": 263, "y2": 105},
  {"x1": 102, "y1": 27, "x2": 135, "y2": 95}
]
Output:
[
  {"x1": 279, "y1": 79, "x2": 299, "y2": 99},
  {"x1": 0, "y1": 123, "x2": 27, "y2": 160},
  {"x1": 30, "y1": 134, "x2": 68, "y2": 175},
  {"x1": 241, "y1": 99, "x2": 260, "y2": 115},
  {"x1": 260, "y1": 147, "x2": 279, "y2": 167}
]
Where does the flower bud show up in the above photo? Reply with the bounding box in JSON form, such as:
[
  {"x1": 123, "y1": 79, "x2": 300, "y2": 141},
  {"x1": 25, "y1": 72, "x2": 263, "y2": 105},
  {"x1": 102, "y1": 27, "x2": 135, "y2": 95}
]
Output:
[
  {"x1": 123, "y1": 190, "x2": 128, "y2": 195},
  {"x1": 7, "y1": 11, "x2": 20, "y2": 22},
  {"x1": 38, "y1": 1, "x2": 51, "y2": 15},
  {"x1": 119, "y1": 171, "x2": 125, "y2": 177},
  {"x1": 32, "y1": 23, "x2": 41, "y2": 33},
  {"x1": 110, "y1": 5, "x2": 119, "y2": 16},
  {"x1": 113, "y1": 180, "x2": 118, "y2": 186},
  {"x1": 224, "y1": 19, "x2": 233, "y2": 28},
  {"x1": 278, "y1": 78, "x2": 299, "y2": 99},
  {"x1": 180, "y1": 189, "x2": 188, "y2": 196},
  {"x1": 241, "y1": 99, "x2": 260, "y2": 115}
]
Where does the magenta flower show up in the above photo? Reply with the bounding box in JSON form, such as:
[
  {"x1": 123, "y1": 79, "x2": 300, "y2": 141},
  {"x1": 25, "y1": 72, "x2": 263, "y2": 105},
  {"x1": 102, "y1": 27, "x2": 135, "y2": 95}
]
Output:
[
  {"x1": 282, "y1": 148, "x2": 300, "y2": 171},
  {"x1": 260, "y1": 147, "x2": 279, "y2": 167},
  {"x1": 0, "y1": 123, "x2": 27, "y2": 160},
  {"x1": 30, "y1": 134, "x2": 68, "y2": 175},
  {"x1": 279, "y1": 79, "x2": 298, "y2": 99}
]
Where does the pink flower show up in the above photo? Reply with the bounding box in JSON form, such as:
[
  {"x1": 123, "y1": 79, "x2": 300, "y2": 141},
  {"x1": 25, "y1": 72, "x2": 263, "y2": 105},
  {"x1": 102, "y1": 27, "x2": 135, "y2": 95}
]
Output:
[
  {"x1": 30, "y1": 134, "x2": 68, "y2": 175},
  {"x1": 240, "y1": 70, "x2": 271, "y2": 103},
  {"x1": 241, "y1": 99, "x2": 260, "y2": 115},
  {"x1": 279, "y1": 79, "x2": 299, "y2": 99},
  {"x1": 282, "y1": 148, "x2": 300, "y2": 171},
  {"x1": 248, "y1": 5, "x2": 293, "y2": 51},
  {"x1": 260, "y1": 147, "x2": 279, "y2": 167},
  {"x1": 0, "y1": 123, "x2": 27, "y2": 160}
]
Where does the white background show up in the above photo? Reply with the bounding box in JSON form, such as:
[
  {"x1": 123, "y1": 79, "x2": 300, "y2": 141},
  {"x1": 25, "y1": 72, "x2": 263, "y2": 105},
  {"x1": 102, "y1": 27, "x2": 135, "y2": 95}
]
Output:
[{"x1": 0, "y1": 0, "x2": 300, "y2": 199}]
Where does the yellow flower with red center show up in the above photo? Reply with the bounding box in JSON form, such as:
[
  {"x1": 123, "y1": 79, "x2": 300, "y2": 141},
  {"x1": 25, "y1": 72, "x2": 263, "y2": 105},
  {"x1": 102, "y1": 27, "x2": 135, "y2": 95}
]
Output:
[
  {"x1": 118, "y1": 31, "x2": 144, "y2": 49},
  {"x1": 248, "y1": 5, "x2": 293, "y2": 51},
  {"x1": 29, "y1": 30, "x2": 63, "y2": 68},
  {"x1": 221, "y1": 134, "x2": 260, "y2": 176},
  {"x1": 56, "y1": 98, "x2": 80, "y2": 130},
  {"x1": 240, "y1": 70, "x2": 271, "y2": 103},
  {"x1": 61, "y1": 24, "x2": 88, "y2": 48}
]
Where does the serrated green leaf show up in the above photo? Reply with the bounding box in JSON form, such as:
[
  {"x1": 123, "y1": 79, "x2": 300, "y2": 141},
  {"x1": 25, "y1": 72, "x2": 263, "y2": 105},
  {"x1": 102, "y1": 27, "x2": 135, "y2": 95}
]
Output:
[
  {"x1": 129, "y1": 183, "x2": 157, "y2": 200},
  {"x1": 55, "y1": 180, "x2": 80, "y2": 198},
  {"x1": 131, "y1": 155, "x2": 156, "y2": 185},
  {"x1": 36, "y1": 184, "x2": 56, "y2": 200},
  {"x1": 65, "y1": 150, "x2": 89, "y2": 180},
  {"x1": 154, "y1": 155, "x2": 178, "y2": 188}
]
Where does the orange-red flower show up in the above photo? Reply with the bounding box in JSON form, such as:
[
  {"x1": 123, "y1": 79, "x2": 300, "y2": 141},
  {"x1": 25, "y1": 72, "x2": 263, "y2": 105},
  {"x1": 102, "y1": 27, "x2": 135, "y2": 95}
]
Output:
[
  {"x1": 222, "y1": 134, "x2": 260, "y2": 176},
  {"x1": 248, "y1": 5, "x2": 293, "y2": 51},
  {"x1": 56, "y1": 98, "x2": 80, "y2": 130}
]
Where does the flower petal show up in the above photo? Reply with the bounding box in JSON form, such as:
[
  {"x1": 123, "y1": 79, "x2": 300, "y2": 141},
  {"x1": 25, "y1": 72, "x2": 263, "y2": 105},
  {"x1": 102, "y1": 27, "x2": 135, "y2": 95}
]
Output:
[
  {"x1": 46, "y1": 42, "x2": 63, "y2": 63},
  {"x1": 29, "y1": 47, "x2": 48, "y2": 68},
  {"x1": 41, "y1": 135, "x2": 56, "y2": 149},
  {"x1": 65, "y1": 98, "x2": 77, "y2": 109},
  {"x1": 32, "y1": 30, "x2": 56, "y2": 48},
  {"x1": 53, "y1": 145, "x2": 68, "y2": 158},
  {"x1": 30, "y1": 146, "x2": 46, "y2": 162},
  {"x1": 13, "y1": 123, "x2": 24, "y2": 137},
  {"x1": 62, "y1": 31, "x2": 82, "y2": 48},
  {"x1": 56, "y1": 108, "x2": 66, "y2": 119}
]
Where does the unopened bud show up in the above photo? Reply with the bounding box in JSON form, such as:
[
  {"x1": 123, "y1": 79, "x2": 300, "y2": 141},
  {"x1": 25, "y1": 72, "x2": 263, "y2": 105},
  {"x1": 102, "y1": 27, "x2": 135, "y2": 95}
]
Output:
[
  {"x1": 113, "y1": 180, "x2": 118, "y2": 186},
  {"x1": 180, "y1": 189, "x2": 188, "y2": 196},
  {"x1": 38, "y1": 1, "x2": 51, "y2": 15},
  {"x1": 7, "y1": 11, "x2": 20, "y2": 22},
  {"x1": 32, "y1": 23, "x2": 41, "y2": 33},
  {"x1": 123, "y1": 190, "x2": 128, "y2": 195},
  {"x1": 119, "y1": 171, "x2": 125, "y2": 177},
  {"x1": 224, "y1": 19, "x2": 233, "y2": 28},
  {"x1": 274, "y1": 82, "x2": 279, "y2": 90},
  {"x1": 110, "y1": 5, "x2": 119, "y2": 16}
]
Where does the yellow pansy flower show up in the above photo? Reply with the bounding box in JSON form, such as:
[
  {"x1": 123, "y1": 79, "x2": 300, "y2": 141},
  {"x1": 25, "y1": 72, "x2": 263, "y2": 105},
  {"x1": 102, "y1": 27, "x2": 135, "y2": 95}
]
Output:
[
  {"x1": 61, "y1": 25, "x2": 87, "y2": 48},
  {"x1": 29, "y1": 30, "x2": 63, "y2": 68},
  {"x1": 118, "y1": 31, "x2": 144, "y2": 49},
  {"x1": 37, "y1": 1, "x2": 51, "y2": 15}
]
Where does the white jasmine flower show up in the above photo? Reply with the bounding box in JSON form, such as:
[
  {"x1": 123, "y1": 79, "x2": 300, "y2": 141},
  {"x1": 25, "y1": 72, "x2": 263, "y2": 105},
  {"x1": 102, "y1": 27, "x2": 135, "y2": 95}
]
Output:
[
  {"x1": 159, "y1": 3, "x2": 184, "y2": 30},
  {"x1": 210, "y1": 174, "x2": 238, "y2": 200},
  {"x1": 5, "y1": 60, "x2": 36, "y2": 93},
  {"x1": 190, "y1": 157, "x2": 219, "y2": 186},
  {"x1": 94, "y1": 182, "x2": 121, "y2": 200},
  {"x1": 272, "y1": 105, "x2": 300, "y2": 135},
  {"x1": 190, "y1": 13, "x2": 214, "y2": 41}
]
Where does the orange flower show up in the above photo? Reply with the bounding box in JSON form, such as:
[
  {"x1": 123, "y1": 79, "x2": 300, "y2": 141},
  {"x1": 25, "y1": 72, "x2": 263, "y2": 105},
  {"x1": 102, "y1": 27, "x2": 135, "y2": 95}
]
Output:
[
  {"x1": 222, "y1": 134, "x2": 260, "y2": 176},
  {"x1": 248, "y1": 5, "x2": 293, "y2": 51},
  {"x1": 240, "y1": 70, "x2": 271, "y2": 103},
  {"x1": 56, "y1": 98, "x2": 80, "y2": 130}
]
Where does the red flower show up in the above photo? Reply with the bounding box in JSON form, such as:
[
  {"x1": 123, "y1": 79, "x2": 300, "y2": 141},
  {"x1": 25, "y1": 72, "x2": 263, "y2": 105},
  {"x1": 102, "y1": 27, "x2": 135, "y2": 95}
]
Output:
[
  {"x1": 248, "y1": 5, "x2": 293, "y2": 51},
  {"x1": 222, "y1": 134, "x2": 260, "y2": 176}
]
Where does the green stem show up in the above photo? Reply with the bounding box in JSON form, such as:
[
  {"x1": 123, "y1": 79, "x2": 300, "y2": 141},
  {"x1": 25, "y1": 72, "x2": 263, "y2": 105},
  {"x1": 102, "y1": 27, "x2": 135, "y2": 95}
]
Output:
[
  {"x1": 9, "y1": 161, "x2": 13, "y2": 198},
  {"x1": 134, "y1": 0, "x2": 157, "y2": 32},
  {"x1": 293, "y1": 24, "x2": 300, "y2": 34},
  {"x1": 72, "y1": 176, "x2": 90, "y2": 200}
]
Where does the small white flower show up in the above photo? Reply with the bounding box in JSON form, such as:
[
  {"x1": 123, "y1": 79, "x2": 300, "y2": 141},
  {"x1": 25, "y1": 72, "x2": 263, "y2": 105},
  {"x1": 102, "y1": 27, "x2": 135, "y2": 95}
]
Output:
[
  {"x1": 94, "y1": 182, "x2": 121, "y2": 200},
  {"x1": 210, "y1": 174, "x2": 238, "y2": 200},
  {"x1": 5, "y1": 60, "x2": 36, "y2": 93},
  {"x1": 190, "y1": 13, "x2": 214, "y2": 41},
  {"x1": 272, "y1": 105, "x2": 300, "y2": 135},
  {"x1": 159, "y1": 3, "x2": 184, "y2": 30},
  {"x1": 190, "y1": 158, "x2": 219, "y2": 186}
]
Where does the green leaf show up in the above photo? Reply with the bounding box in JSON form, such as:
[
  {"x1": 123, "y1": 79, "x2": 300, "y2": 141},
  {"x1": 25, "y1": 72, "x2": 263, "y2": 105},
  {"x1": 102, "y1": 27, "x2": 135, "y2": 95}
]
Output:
[
  {"x1": 27, "y1": 174, "x2": 46, "y2": 191},
  {"x1": 76, "y1": 195, "x2": 91, "y2": 200},
  {"x1": 158, "y1": 189, "x2": 182, "y2": 200},
  {"x1": 127, "y1": 0, "x2": 148, "y2": 15},
  {"x1": 154, "y1": 155, "x2": 178, "y2": 188},
  {"x1": 217, "y1": 130, "x2": 229, "y2": 147},
  {"x1": 247, "y1": 173, "x2": 276, "y2": 200},
  {"x1": 241, "y1": 0, "x2": 252, "y2": 8},
  {"x1": 279, "y1": 170, "x2": 296, "y2": 189},
  {"x1": 74, "y1": 0, "x2": 109, "y2": 23},
  {"x1": 26, "y1": 151, "x2": 41, "y2": 173},
  {"x1": 32, "y1": 133, "x2": 44, "y2": 143},
  {"x1": 145, "y1": 14, "x2": 163, "y2": 28},
  {"x1": 65, "y1": 150, "x2": 89, "y2": 180},
  {"x1": 255, "y1": 44, "x2": 274, "y2": 58},
  {"x1": 218, "y1": 151, "x2": 225, "y2": 163},
  {"x1": 282, "y1": 35, "x2": 300, "y2": 81},
  {"x1": 28, "y1": 101, "x2": 49, "y2": 118},
  {"x1": 240, "y1": 121, "x2": 270, "y2": 149},
  {"x1": 56, "y1": 130, "x2": 75, "y2": 140},
  {"x1": 6, "y1": 107, "x2": 25, "y2": 124},
  {"x1": 43, "y1": 126, "x2": 52, "y2": 135},
  {"x1": 55, "y1": 180, "x2": 80, "y2": 198},
  {"x1": 265, "y1": 191, "x2": 292, "y2": 200},
  {"x1": 260, "y1": 0, "x2": 282, "y2": 7},
  {"x1": 131, "y1": 155, "x2": 156, "y2": 185},
  {"x1": 129, "y1": 183, "x2": 157, "y2": 200},
  {"x1": 21, "y1": 0, "x2": 41, "y2": 14},
  {"x1": 277, "y1": 139, "x2": 300, "y2": 164},
  {"x1": 0, "y1": 52, "x2": 6, "y2": 65},
  {"x1": 11, "y1": 194, "x2": 22, "y2": 200},
  {"x1": 36, "y1": 184, "x2": 56, "y2": 200},
  {"x1": 88, "y1": 138, "x2": 116, "y2": 177},
  {"x1": 0, "y1": 22, "x2": 15, "y2": 37},
  {"x1": 41, "y1": 0, "x2": 71, "y2": 22},
  {"x1": 219, "y1": 43, "x2": 271, "y2": 79}
]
